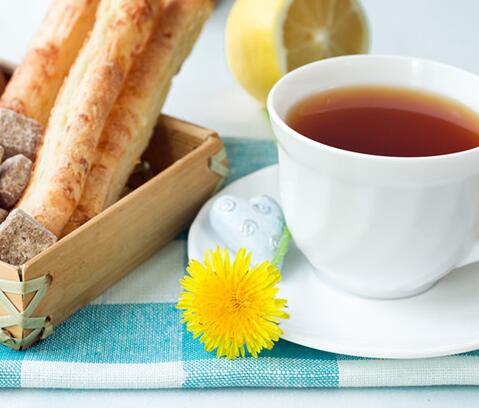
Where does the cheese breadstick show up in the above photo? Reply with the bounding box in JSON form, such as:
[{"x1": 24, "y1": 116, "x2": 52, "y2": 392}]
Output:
[
  {"x1": 0, "y1": 0, "x2": 100, "y2": 127},
  {"x1": 63, "y1": 0, "x2": 213, "y2": 235},
  {"x1": 18, "y1": 0, "x2": 163, "y2": 237}
]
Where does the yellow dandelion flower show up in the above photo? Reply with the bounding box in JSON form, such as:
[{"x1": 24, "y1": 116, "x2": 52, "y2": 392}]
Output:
[{"x1": 177, "y1": 247, "x2": 289, "y2": 359}]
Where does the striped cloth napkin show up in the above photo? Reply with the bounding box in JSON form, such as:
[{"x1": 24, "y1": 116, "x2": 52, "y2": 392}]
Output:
[{"x1": 0, "y1": 137, "x2": 479, "y2": 389}]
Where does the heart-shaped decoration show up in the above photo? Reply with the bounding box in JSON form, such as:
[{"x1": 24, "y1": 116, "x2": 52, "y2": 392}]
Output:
[{"x1": 209, "y1": 194, "x2": 290, "y2": 266}]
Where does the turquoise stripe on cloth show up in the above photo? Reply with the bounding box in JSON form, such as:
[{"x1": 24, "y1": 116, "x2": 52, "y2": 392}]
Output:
[{"x1": 0, "y1": 137, "x2": 479, "y2": 389}]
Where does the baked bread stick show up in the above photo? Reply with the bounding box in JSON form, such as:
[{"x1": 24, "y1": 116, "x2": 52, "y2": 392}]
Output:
[
  {"x1": 0, "y1": 0, "x2": 100, "y2": 127},
  {"x1": 17, "y1": 0, "x2": 163, "y2": 237},
  {"x1": 0, "y1": 0, "x2": 99, "y2": 165},
  {"x1": 63, "y1": 0, "x2": 213, "y2": 234}
]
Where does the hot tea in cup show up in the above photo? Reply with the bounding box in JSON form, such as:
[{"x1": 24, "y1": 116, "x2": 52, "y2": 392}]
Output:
[
  {"x1": 268, "y1": 55, "x2": 479, "y2": 299},
  {"x1": 286, "y1": 86, "x2": 479, "y2": 157}
]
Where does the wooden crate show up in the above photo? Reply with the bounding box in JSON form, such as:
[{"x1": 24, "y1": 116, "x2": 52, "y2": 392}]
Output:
[{"x1": 0, "y1": 62, "x2": 228, "y2": 350}]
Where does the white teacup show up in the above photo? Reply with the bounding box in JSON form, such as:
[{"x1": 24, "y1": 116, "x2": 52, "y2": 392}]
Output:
[{"x1": 267, "y1": 55, "x2": 479, "y2": 299}]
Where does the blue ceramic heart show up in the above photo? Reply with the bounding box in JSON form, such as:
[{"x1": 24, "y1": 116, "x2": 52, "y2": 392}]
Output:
[{"x1": 209, "y1": 194, "x2": 291, "y2": 267}]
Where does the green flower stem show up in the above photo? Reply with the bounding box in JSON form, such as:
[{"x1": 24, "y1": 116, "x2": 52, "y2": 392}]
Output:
[{"x1": 272, "y1": 225, "x2": 292, "y2": 266}]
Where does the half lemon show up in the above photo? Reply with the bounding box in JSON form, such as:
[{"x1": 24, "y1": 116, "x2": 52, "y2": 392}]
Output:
[{"x1": 226, "y1": 0, "x2": 370, "y2": 103}]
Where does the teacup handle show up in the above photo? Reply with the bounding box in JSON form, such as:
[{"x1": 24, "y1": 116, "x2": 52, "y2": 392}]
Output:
[{"x1": 456, "y1": 240, "x2": 479, "y2": 268}]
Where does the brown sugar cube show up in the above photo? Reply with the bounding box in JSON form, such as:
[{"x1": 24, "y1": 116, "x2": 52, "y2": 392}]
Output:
[
  {"x1": 0, "y1": 154, "x2": 32, "y2": 208},
  {"x1": 0, "y1": 209, "x2": 57, "y2": 265},
  {"x1": 0, "y1": 209, "x2": 8, "y2": 223},
  {"x1": 0, "y1": 108, "x2": 43, "y2": 160}
]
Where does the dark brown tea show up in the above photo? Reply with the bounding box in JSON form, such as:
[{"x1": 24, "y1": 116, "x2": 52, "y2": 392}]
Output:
[{"x1": 285, "y1": 86, "x2": 479, "y2": 157}]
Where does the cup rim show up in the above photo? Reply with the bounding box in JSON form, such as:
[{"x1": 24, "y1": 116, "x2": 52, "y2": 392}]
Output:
[{"x1": 267, "y1": 54, "x2": 479, "y2": 163}]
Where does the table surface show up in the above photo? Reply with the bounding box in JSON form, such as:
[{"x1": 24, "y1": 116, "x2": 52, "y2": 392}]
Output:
[{"x1": 1, "y1": 0, "x2": 479, "y2": 406}]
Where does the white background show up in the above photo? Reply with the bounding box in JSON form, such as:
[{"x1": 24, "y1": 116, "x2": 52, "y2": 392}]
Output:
[{"x1": 1, "y1": 0, "x2": 479, "y2": 406}]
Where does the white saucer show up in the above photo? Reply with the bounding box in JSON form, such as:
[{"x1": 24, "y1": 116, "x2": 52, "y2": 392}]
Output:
[{"x1": 188, "y1": 165, "x2": 479, "y2": 359}]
